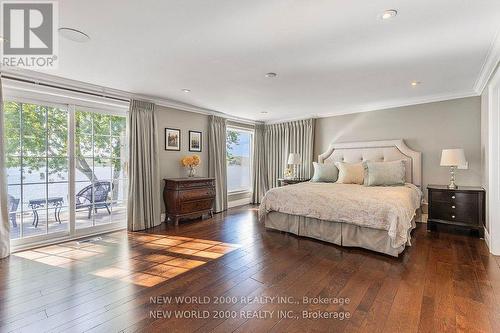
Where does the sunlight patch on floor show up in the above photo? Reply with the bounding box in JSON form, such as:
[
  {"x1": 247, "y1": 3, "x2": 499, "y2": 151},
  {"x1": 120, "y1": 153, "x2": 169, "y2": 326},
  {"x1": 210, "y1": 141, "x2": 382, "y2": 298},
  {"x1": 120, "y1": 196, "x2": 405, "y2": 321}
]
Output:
[{"x1": 13, "y1": 231, "x2": 241, "y2": 287}]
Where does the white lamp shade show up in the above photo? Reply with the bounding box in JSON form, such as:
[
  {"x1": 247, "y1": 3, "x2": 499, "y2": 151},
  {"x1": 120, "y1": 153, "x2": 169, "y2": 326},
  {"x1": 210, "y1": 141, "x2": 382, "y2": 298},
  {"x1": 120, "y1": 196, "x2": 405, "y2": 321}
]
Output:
[
  {"x1": 440, "y1": 149, "x2": 466, "y2": 167},
  {"x1": 287, "y1": 153, "x2": 301, "y2": 165}
]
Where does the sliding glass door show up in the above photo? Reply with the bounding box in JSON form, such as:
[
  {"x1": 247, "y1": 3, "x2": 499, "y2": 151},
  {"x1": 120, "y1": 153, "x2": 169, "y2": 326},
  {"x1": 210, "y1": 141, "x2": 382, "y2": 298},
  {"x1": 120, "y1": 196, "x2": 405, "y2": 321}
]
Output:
[
  {"x1": 5, "y1": 101, "x2": 69, "y2": 240},
  {"x1": 3, "y1": 99, "x2": 128, "y2": 248},
  {"x1": 75, "y1": 108, "x2": 128, "y2": 229}
]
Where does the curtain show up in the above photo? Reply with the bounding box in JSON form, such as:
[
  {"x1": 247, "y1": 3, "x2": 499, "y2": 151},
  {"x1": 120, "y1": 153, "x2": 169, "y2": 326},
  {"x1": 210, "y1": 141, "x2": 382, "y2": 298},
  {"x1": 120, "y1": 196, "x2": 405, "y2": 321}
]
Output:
[
  {"x1": 264, "y1": 118, "x2": 315, "y2": 189},
  {"x1": 208, "y1": 115, "x2": 228, "y2": 213},
  {"x1": 127, "y1": 100, "x2": 161, "y2": 231},
  {"x1": 252, "y1": 123, "x2": 268, "y2": 203},
  {"x1": 0, "y1": 77, "x2": 9, "y2": 258}
]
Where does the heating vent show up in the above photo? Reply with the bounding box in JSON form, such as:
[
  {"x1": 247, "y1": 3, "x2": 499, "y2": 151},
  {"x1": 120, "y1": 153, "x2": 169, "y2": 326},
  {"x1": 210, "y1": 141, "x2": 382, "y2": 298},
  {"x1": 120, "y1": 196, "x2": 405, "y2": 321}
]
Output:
[{"x1": 77, "y1": 236, "x2": 102, "y2": 244}]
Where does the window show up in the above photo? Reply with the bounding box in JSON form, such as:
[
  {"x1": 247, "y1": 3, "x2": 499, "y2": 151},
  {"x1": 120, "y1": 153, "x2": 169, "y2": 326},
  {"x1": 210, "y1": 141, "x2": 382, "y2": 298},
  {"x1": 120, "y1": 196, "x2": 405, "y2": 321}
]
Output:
[
  {"x1": 226, "y1": 127, "x2": 253, "y2": 193},
  {"x1": 3, "y1": 98, "x2": 128, "y2": 245}
]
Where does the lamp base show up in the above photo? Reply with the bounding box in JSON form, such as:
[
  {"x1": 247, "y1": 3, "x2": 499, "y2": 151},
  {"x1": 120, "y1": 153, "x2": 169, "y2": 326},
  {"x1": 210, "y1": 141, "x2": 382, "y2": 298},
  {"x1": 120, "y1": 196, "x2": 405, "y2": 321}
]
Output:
[{"x1": 448, "y1": 166, "x2": 457, "y2": 189}]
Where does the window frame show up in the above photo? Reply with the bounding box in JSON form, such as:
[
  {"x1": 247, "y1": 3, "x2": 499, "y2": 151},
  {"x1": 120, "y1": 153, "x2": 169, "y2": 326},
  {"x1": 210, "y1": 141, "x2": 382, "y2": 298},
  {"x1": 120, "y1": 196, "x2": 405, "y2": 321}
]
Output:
[{"x1": 226, "y1": 125, "x2": 254, "y2": 195}]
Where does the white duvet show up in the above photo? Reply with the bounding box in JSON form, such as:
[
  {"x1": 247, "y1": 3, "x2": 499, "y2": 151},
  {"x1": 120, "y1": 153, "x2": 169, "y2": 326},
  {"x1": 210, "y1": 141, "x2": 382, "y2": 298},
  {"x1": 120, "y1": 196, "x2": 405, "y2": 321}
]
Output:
[{"x1": 259, "y1": 182, "x2": 422, "y2": 248}]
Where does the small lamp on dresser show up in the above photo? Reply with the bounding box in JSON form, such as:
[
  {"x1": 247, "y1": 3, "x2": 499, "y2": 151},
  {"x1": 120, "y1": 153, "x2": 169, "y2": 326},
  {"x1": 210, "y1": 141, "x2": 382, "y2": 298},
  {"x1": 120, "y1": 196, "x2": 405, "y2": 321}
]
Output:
[
  {"x1": 440, "y1": 148, "x2": 467, "y2": 189},
  {"x1": 287, "y1": 153, "x2": 301, "y2": 178}
]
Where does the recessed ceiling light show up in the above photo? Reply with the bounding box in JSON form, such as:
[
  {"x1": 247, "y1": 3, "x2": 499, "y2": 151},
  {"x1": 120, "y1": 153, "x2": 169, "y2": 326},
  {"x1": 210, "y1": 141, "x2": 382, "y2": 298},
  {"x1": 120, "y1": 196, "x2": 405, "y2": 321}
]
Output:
[
  {"x1": 411, "y1": 81, "x2": 421, "y2": 86},
  {"x1": 265, "y1": 72, "x2": 278, "y2": 78},
  {"x1": 380, "y1": 9, "x2": 398, "y2": 20},
  {"x1": 58, "y1": 28, "x2": 90, "y2": 43},
  {"x1": 181, "y1": 89, "x2": 191, "y2": 93}
]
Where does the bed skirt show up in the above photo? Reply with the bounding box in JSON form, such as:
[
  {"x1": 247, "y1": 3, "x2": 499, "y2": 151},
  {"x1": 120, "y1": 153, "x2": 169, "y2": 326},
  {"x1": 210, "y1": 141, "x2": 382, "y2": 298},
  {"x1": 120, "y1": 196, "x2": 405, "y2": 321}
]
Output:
[{"x1": 264, "y1": 211, "x2": 417, "y2": 257}]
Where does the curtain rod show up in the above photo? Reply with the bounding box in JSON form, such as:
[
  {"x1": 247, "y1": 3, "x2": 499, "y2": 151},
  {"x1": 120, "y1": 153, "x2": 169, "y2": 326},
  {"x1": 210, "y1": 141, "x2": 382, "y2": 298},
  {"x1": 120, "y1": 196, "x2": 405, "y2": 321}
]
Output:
[{"x1": 0, "y1": 74, "x2": 130, "y2": 103}]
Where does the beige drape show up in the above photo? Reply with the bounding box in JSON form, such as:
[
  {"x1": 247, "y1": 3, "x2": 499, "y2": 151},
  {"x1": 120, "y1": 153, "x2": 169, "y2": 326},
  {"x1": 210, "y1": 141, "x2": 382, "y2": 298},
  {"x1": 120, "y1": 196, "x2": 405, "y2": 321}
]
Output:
[
  {"x1": 127, "y1": 100, "x2": 161, "y2": 231},
  {"x1": 0, "y1": 77, "x2": 9, "y2": 258},
  {"x1": 264, "y1": 118, "x2": 315, "y2": 189},
  {"x1": 252, "y1": 123, "x2": 268, "y2": 204},
  {"x1": 208, "y1": 115, "x2": 228, "y2": 213}
]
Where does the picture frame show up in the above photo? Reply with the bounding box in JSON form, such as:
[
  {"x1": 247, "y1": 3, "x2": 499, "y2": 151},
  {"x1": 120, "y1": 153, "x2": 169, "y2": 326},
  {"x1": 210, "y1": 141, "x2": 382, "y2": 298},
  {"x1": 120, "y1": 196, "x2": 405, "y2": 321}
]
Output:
[
  {"x1": 165, "y1": 128, "x2": 181, "y2": 151},
  {"x1": 189, "y1": 130, "x2": 202, "y2": 152}
]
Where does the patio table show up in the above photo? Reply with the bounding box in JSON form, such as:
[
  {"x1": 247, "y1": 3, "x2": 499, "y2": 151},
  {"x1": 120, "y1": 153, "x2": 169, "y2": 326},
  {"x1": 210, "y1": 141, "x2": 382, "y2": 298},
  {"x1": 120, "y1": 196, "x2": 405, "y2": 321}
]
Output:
[{"x1": 28, "y1": 197, "x2": 64, "y2": 227}]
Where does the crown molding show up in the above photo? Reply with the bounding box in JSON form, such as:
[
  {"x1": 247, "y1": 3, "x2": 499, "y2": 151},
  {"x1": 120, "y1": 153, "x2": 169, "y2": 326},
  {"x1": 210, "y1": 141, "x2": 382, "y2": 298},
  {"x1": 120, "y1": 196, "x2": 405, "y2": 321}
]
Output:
[
  {"x1": 0, "y1": 67, "x2": 258, "y2": 125},
  {"x1": 474, "y1": 28, "x2": 500, "y2": 94},
  {"x1": 264, "y1": 89, "x2": 478, "y2": 124}
]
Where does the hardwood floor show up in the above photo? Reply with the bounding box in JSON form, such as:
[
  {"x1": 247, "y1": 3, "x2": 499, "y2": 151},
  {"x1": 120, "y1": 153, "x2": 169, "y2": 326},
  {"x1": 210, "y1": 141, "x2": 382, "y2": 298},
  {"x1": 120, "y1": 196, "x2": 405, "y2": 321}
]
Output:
[{"x1": 1, "y1": 205, "x2": 499, "y2": 332}]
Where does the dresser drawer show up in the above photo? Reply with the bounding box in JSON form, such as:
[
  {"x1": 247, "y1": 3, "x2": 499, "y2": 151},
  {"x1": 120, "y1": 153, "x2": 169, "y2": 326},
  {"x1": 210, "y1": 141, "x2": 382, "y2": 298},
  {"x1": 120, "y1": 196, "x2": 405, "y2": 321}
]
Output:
[
  {"x1": 179, "y1": 187, "x2": 215, "y2": 201},
  {"x1": 180, "y1": 199, "x2": 214, "y2": 214},
  {"x1": 430, "y1": 191, "x2": 477, "y2": 204},
  {"x1": 178, "y1": 180, "x2": 215, "y2": 189},
  {"x1": 430, "y1": 201, "x2": 478, "y2": 225}
]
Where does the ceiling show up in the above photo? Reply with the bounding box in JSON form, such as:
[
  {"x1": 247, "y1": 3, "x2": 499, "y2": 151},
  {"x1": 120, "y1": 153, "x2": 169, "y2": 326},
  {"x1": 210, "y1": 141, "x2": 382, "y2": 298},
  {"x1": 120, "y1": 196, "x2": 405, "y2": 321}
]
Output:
[{"x1": 34, "y1": 1, "x2": 500, "y2": 121}]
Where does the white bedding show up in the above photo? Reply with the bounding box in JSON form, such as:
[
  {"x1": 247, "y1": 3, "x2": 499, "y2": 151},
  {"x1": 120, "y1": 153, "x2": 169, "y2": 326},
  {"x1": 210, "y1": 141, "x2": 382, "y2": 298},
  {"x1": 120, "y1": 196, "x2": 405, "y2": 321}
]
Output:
[{"x1": 258, "y1": 182, "x2": 422, "y2": 248}]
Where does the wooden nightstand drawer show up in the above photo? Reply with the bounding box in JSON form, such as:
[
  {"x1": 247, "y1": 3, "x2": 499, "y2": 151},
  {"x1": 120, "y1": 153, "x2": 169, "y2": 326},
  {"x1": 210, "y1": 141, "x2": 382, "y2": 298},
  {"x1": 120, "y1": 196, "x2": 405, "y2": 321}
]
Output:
[
  {"x1": 430, "y1": 191, "x2": 476, "y2": 204},
  {"x1": 429, "y1": 202, "x2": 478, "y2": 225}
]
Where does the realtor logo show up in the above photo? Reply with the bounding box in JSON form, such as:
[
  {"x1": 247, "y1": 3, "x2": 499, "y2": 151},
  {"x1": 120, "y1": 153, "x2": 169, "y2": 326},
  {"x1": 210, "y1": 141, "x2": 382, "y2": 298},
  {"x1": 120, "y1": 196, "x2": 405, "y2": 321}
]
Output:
[{"x1": 1, "y1": 1, "x2": 58, "y2": 68}]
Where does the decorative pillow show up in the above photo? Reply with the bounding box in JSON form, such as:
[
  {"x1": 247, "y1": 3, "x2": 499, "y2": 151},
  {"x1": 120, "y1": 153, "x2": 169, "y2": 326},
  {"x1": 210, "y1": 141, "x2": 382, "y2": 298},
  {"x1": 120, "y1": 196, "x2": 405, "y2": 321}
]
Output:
[
  {"x1": 334, "y1": 162, "x2": 364, "y2": 184},
  {"x1": 363, "y1": 160, "x2": 406, "y2": 186},
  {"x1": 311, "y1": 162, "x2": 338, "y2": 182}
]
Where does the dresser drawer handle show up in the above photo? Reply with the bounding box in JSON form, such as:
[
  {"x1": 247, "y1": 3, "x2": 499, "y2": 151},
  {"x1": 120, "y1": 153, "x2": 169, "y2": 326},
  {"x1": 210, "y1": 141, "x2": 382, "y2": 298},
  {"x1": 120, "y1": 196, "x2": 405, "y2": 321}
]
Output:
[
  {"x1": 451, "y1": 205, "x2": 456, "y2": 209},
  {"x1": 451, "y1": 196, "x2": 456, "y2": 199},
  {"x1": 451, "y1": 215, "x2": 455, "y2": 219}
]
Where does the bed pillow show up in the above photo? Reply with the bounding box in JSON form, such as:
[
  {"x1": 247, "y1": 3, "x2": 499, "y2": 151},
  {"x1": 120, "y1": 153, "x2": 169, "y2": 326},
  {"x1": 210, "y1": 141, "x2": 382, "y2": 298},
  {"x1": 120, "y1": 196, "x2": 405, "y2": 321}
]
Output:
[
  {"x1": 334, "y1": 162, "x2": 364, "y2": 184},
  {"x1": 363, "y1": 160, "x2": 406, "y2": 186},
  {"x1": 311, "y1": 162, "x2": 338, "y2": 182}
]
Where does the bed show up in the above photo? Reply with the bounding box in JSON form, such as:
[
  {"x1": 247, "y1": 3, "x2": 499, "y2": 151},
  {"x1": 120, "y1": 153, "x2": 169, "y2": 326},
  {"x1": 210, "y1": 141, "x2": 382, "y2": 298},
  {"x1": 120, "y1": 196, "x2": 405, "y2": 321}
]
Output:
[{"x1": 259, "y1": 139, "x2": 423, "y2": 257}]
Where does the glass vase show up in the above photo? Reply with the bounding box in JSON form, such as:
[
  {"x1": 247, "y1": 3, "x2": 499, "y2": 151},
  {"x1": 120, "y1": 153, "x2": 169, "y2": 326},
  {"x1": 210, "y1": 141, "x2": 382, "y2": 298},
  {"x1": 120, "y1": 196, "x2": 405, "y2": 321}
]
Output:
[{"x1": 188, "y1": 166, "x2": 196, "y2": 177}]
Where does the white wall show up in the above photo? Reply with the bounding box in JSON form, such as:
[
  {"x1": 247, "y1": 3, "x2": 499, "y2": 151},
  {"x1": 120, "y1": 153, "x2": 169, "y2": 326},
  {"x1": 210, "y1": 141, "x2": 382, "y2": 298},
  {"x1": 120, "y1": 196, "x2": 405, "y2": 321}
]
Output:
[{"x1": 315, "y1": 97, "x2": 482, "y2": 200}]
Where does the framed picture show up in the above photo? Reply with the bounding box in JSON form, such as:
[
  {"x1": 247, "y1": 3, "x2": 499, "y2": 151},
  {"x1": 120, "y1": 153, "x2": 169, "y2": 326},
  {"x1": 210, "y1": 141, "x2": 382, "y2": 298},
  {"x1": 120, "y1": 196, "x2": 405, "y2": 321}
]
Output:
[
  {"x1": 189, "y1": 130, "x2": 202, "y2": 152},
  {"x1": 165, "y1": 128, "x2": 181, "y2": 151}
]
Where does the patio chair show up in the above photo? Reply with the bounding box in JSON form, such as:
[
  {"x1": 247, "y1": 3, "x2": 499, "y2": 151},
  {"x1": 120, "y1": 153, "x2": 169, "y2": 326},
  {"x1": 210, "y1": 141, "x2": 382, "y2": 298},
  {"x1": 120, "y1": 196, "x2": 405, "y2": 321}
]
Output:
[
  {"x1": 76, "y1": 181, "x2": 112, "y2": 219},
  {"x1": 7, "y1": 194, "x2": 20, "y2": 228}
]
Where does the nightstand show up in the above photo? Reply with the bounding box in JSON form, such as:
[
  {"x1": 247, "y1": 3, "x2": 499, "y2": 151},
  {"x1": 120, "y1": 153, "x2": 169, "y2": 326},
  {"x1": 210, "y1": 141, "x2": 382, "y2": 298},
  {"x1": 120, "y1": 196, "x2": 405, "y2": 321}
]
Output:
[
  {"x1": 427, "y1": 185, "x2": 485, "y2": 237},
  {"x1": 278, "y1": 178, "x2": 310, "y2": 186}
]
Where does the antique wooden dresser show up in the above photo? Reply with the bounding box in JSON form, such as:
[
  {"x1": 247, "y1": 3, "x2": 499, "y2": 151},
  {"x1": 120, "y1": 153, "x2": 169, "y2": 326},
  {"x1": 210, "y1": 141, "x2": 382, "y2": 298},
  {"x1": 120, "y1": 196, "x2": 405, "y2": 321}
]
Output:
[{"x1": 163, "y1": 177, "x2": 215, "y2": 225}]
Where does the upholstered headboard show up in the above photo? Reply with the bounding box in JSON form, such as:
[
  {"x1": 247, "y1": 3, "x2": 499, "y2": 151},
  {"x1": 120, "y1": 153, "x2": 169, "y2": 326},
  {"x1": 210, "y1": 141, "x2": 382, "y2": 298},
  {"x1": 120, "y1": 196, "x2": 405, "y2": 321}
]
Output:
[{"x1": 318, "y1": 139, "x2": 422, "y2": 187}]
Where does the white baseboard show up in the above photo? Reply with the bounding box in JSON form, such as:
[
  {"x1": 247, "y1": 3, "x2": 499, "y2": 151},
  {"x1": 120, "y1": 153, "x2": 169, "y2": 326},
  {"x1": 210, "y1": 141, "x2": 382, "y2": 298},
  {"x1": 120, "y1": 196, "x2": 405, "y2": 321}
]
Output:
[
  {"x1": 228, "y1": 197, "x2": 252, "y2": 208},
  {"x1": 484, "y1": 227, "x2": 491, "y2": 250}
]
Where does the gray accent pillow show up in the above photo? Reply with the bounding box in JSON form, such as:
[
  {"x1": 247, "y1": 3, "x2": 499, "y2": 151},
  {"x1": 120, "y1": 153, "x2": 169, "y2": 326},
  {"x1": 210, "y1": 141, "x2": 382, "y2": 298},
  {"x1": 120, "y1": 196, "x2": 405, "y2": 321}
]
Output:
[
  {"x1": 363, "y1": 160, "x2": 406, "y2": 186},
  {"x1": 311, "y1": 162, "x2": 339, "y2": 182}
]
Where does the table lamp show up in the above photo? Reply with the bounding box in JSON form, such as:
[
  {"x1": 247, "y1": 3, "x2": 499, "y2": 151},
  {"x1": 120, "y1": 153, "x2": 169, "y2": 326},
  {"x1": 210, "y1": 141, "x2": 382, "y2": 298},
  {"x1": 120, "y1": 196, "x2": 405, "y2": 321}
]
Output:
[
  {"x1": 440, "y1": 148, "x2": 467, "y2": 189},
  {"x1": 287, "y1": 153, "x2": 301, "y2": 178}
]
